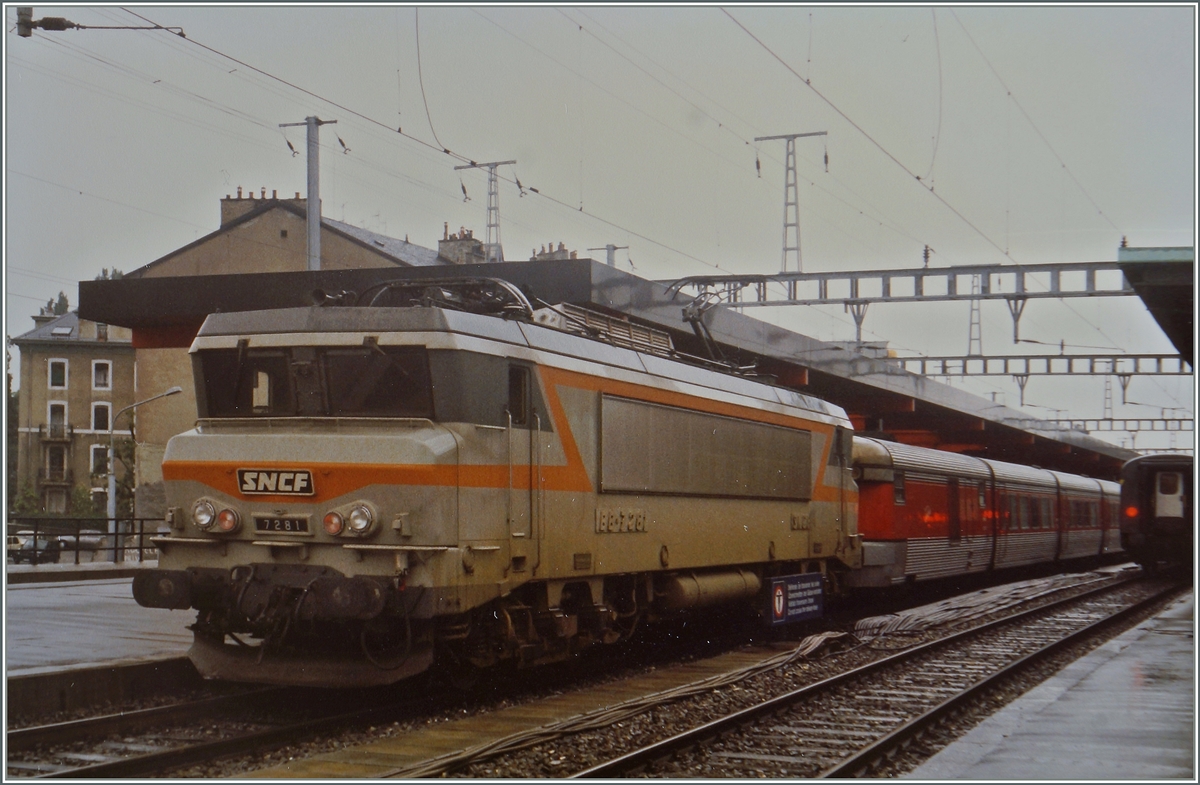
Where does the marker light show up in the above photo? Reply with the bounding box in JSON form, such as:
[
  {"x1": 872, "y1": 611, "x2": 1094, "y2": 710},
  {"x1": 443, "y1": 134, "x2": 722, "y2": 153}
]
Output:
[
  {"x1": 1125, "y1": 506, "x2": 1139, "y2": 518},
  {"x1": 348, "y1": 504, "x2": 374, "y2": 534},
  {"x1": 323, "y1": 512, "x2": 344, "y2": 536},
  {"x1": 192, "y1": 500, "x2": 216, "y2": 530},
  {"x1": 216, "y1": 509, "x2": 241, "y2": 533}
]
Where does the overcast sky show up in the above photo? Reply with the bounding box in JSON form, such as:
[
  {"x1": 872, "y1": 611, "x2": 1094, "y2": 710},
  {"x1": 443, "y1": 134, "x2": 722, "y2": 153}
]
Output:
[{"x1": 4, "y1": 4, "x2": 1195, "y2": 450}]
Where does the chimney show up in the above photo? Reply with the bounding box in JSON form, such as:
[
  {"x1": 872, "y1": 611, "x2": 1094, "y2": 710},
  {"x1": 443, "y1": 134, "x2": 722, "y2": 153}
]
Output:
[{"x1": 438, "y1": 225, "x2": 486, "y2": 265}]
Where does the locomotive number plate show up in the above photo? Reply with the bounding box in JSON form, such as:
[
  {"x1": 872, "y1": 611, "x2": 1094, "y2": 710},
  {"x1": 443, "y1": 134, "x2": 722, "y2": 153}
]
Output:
[{"x1": 254, "y1": 516, "x2": 310, "y2": 534}]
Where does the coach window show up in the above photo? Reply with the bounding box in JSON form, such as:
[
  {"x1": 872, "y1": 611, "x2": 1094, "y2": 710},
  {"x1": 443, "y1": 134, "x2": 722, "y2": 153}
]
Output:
[
  {"x1": 892, "y1": 470, "x2": 906, "y2": 505},
  {"x1": 508, "y1": 366, "x2": 530, "y2": 426},
  {"x1": 978, "y1": 481, "x2": 987, "y2": 509}
]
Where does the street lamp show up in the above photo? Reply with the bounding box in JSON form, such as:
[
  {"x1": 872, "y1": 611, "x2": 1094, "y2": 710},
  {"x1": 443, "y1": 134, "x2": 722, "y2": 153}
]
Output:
[{"x1": 108, "y1": 386, "x2": 183, "y2": 562}]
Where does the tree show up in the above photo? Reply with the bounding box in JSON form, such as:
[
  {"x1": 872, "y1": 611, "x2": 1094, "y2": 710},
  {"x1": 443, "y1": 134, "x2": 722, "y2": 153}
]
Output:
[
  {"x1": 94, "y1": 268, "x2": 124, "y2": 280},
  {"x1": 52, "y1": 291, "x2": 69, "y2": 315},
  {"x1": 70, "y1": 484, "x2": 103, "y2": 516},
  {"x1": 10, "y1": 483, "x2": 41, "y2": 515}
]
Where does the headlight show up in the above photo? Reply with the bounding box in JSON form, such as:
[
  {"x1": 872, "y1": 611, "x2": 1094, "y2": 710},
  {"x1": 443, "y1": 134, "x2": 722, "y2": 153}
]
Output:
[
  {"x1": 216, "y1": 509, "x2": 241, "y2": 533},
  {"x1": 192, "y1": 500, "x2": 216, "y2": 530},
  {"x1": 347, "y1": 504, "x2": 374, "y2": 534},
  {"x1": 323, "y1": 512, "x2": 344, "y2": 536}
]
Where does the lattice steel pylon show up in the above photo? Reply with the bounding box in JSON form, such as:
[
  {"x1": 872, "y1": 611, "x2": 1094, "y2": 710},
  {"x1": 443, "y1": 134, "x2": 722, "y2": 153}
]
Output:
[
  {"x1": 967, "y1": 274, "x2": 983, "y2": 357},
  {"x1": 454, "y1": 159, "x2": 516, "y2": 263},
  {"x1": 755, "y1": 132, "x2": 827, "y2": 273}
]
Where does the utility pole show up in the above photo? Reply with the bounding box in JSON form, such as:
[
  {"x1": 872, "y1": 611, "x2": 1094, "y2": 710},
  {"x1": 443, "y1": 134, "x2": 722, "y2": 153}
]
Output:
[
  {"x1": 454, "y1": 160, "x2": 516, "y2": 263},
  {"x1": 754, "y1": 132, "x2": 827, "y2": 273},
  {"x1": 587, "y1": 244, "x2": 629, "y2": 267},
  {"x1": 280, "y1": 116, "x2": 337, "y2": 271}
]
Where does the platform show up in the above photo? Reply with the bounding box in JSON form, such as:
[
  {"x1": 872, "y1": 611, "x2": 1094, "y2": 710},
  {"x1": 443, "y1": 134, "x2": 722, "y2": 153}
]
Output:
[
  {"x1": 4, "y1": 575, "x2": 193, "y2": 677},
  {"x1": 907, "y1": 590, "x2": 1194, "y2": 780}
]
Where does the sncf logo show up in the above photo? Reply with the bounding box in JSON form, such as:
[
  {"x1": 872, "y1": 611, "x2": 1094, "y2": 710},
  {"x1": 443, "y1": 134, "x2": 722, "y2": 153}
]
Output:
[{"x1": 237, "y1": 469, "x2": 315, "y2": 496}]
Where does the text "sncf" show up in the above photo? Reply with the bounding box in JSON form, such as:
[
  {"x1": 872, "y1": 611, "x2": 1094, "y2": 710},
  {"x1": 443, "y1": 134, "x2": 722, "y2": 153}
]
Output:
[{"x1": 236, "y1": 469, "x2": 315, "y2": 495}]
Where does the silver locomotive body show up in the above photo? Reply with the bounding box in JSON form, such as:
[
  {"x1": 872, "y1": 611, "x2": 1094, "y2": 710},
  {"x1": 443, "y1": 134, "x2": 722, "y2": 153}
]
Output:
[{"x1": 135, "y1": 297, "x2": 859, "y2": 687}]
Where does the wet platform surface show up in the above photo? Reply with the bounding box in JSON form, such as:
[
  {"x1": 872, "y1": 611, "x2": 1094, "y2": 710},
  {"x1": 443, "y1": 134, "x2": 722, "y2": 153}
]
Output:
[
  {"x1": 4, "y1": 570, "x2": 194, "y2": 678},
  {"x1": 908, "y1": 589, "x2": 1194, "y2": 780}
]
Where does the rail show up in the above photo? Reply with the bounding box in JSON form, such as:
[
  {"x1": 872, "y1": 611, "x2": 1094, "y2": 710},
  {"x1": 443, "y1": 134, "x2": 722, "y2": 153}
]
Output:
[
  {"x1": 572, "y1": 576, "x2": 1181, "y2": 778},
  {"x1": 6, "y1": 515, "x2": 167, "y2": 565}
]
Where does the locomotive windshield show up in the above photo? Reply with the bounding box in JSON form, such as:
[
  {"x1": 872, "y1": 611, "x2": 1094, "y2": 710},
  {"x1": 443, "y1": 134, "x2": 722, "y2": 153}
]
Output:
[{"x1": 197, "y1": 345, "x2": 433, "y2": 418}]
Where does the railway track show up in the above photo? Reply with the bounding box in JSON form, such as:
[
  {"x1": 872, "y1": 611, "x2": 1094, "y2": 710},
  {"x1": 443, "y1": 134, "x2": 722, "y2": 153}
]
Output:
[
  {"x1": 5, "y1": 567, "x2": 1169, "y2": 778},
  {"x1": 573, "y1": 576, "x2": 1186, "y2": 778},
  {"x1": 243, "y1": 566, "x2": 1150, "y2": 778},
  {"x1": 4, "y1": 684, "x2": 434, "y2": 778}
]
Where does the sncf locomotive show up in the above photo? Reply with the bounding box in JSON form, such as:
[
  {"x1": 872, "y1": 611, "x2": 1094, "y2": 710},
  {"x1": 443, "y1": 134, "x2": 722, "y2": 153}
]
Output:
[
  {"x1": 133, "y1": 278, "x2": 1124, "y2": 687},
  {"x1": 135, "y1": 279, "x2": 860, "y2": 687}
]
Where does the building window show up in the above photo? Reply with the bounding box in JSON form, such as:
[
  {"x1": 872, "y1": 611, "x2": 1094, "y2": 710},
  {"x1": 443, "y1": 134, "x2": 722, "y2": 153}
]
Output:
[
  {"x1": 93, "y1": 402, "x2": 111, "y2": 432},
  {"x1": 91, "y1": 445, "x2": 109, "y2": 476},
  {"x1": 93, "y1": 361, "x2": 111, "y2": 390},
  {"x1": 97, "y1": 323, "x2": 109, "y2": 341},
  {"x1": 280, "y1": 229, "x2": 288, "y2": 238},
  {"x1": 49, "y1": 359, "x2": 67, "y2": 389}
]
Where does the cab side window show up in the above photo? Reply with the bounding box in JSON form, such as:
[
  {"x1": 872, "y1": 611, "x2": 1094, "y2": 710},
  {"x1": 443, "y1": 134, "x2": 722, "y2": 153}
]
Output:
[{"x1": 508, "y1": 366, "x2": 530, "y2": 426}]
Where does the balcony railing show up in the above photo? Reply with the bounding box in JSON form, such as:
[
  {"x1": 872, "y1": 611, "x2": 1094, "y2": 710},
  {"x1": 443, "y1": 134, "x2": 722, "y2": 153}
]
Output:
[
  {"x1": 37, "y1": 468, "x2": 73, "y2": 485},
  {"x1": 38, "y1": 423, "x2": 74, "y2": 441}
]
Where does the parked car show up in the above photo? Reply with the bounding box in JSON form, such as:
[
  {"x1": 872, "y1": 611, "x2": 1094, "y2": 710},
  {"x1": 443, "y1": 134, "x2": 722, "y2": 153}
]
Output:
[
  {"x1": 7, "y1": 534, "x2": 21, "y2": 560},
  {"x1": 12, "y1": 534, "x2": 63, "y2": 565}
]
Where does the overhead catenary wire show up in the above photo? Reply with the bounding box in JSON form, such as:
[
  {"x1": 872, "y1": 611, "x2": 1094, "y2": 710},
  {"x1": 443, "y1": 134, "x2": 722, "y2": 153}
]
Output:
[
  {"x1": 721, "y1": 8, "x2": 1178, "y2": 406},
  {"x1": 30, "y1": 9, "x2": 1180, "y2": 417},
  {"x1": 413, "y1": 7, "x2": 448, "y2": 153},
  {"x1": 948, "y1": 10, "x2": 1122, "y2": 234}
]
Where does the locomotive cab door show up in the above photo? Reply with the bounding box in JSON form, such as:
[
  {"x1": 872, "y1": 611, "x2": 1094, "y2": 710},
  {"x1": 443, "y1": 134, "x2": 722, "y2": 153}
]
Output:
[{"x1": 506, "y1": 365, "x2": 539, "y2": 574}]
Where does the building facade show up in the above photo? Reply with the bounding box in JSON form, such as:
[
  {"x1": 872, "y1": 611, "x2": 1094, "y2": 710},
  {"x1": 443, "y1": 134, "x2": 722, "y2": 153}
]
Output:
[{"x1": 12, "y1": 311, "x2": 135, "y2": 513}]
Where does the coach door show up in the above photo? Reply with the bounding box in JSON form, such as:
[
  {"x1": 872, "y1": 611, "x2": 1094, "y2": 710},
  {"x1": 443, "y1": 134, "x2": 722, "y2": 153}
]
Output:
[
  {"x1": 1154, "y1": 472, "x2": 1185, "y2": 520},
  {"x1": 947, "y1": 478, "x2": 962, "y2": 545}
]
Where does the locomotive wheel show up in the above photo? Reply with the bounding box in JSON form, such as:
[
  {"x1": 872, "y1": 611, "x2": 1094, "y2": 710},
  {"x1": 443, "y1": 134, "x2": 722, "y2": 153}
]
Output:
[{"x1": 432, "y1": 654, "x2": 483, "y2": 692}]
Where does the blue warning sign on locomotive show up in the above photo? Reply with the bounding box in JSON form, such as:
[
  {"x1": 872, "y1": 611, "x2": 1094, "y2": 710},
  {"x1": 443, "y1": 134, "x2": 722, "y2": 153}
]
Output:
[{"x1": 768, "y1": 572, "x2": 824, "y2": 625}]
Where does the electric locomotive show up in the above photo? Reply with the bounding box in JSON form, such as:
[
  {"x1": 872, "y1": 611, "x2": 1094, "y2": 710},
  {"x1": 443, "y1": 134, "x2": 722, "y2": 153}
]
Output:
[{"x1": 133, "y1": 279, "x2": 862, "y2": 687}]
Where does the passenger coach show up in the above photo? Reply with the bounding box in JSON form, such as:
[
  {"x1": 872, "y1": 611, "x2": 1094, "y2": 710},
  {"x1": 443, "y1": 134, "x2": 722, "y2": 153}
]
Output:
[{"x1": 848, "y1": 437, "x2": 1120, "y2": 587}]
